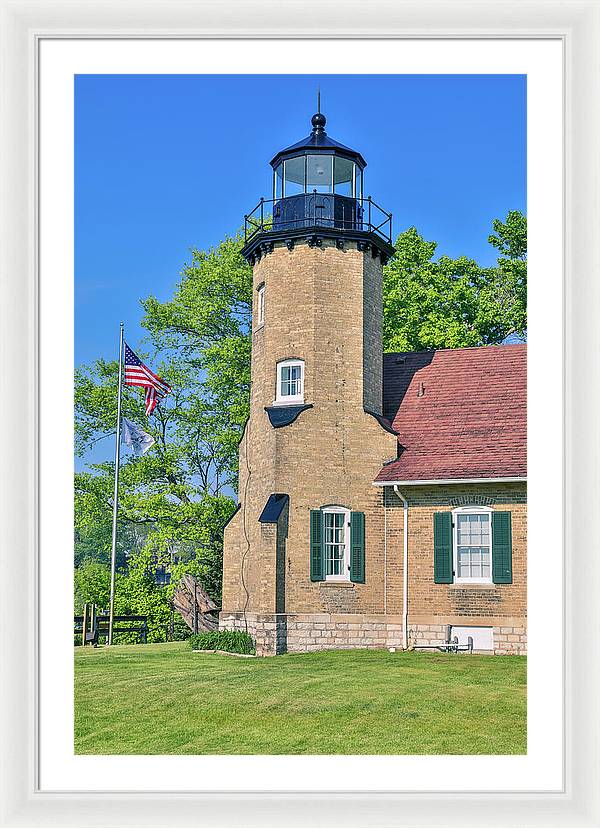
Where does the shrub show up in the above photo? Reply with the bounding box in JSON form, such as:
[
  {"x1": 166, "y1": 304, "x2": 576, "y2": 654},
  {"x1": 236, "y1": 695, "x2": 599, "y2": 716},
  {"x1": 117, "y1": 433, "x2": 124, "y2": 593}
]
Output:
[{"x1": 189, "y1": 630, "x2": 255, "y2": 655}]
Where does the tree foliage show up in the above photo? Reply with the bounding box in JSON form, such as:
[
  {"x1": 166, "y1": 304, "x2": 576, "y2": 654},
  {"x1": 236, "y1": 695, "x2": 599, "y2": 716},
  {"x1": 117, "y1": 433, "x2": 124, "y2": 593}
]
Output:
[
  {"x1": 74, "y1": 561, "x2": 111, "y2": 615},
  {"x1": 74, "y1": 233, "x2": 250, "y2": 619},
  {"x1": 382, "y1": 210, "x2": 527, "y2": 351},
  {"x1": 141, "y1": 232, "x2": 252, "y2": 478}
]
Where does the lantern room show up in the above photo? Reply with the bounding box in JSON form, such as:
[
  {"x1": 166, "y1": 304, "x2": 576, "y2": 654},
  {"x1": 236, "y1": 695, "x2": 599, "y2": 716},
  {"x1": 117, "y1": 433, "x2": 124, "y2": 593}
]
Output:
[
  {"x1": 241, "y1": 110, "x2": 394, "y2": 264},
  {"x1": 271, "y1": 113, "x2": 364, "y2": 201}
]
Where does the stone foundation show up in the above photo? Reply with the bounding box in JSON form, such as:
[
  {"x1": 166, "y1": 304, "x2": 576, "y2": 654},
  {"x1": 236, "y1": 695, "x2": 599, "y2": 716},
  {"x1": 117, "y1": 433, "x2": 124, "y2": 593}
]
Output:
[
  {"x1": 409, "y1": 623, "x2": 527, "y2": 655},
  {"x1": 220, "y1": 611, "x2": 404, "y2": 656},
  {"x1": 493, "y1": 626, "x2": 527, "y2": 655},
  {"x1": 220, "y1": 612, "x2": 526, "y2": 656}
]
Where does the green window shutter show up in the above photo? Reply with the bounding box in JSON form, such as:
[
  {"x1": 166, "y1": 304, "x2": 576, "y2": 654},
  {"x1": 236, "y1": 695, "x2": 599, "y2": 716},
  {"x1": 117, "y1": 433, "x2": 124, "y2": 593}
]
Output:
[
  {"x1": 350, "y1": 511, "x2": 366, "y2": 583},
  {"x1": 492, "y1": 511, "x2": 513, "y2": 584},
  {"x1": 310, "y1": 510, "x2": 324, "y2": 581},
  {"x1": 433, "y1": 512, "x2": 453, "y2": 584}
]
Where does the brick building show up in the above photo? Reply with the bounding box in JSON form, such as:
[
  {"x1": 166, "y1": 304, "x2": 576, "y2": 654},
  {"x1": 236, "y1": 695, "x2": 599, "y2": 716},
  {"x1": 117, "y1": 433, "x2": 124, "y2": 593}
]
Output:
[{"x1": 221, "y1": 111, "x2": 526, "y2": 656}]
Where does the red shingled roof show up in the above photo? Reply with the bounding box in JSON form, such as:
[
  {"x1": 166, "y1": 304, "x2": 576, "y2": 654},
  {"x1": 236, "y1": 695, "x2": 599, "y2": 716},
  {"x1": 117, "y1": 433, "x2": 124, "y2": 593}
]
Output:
[{"x1": 375, "y1": 344, "x2": 527, "y2": 483}]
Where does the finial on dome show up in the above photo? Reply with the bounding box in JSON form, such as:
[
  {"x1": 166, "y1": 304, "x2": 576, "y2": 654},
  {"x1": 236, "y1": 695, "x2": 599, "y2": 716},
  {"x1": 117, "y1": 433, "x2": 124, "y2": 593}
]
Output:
[
  {"x1": 311, "y1": 87, "x2": 326, "y2": 133},
  {"x1": 311, "y1": 111, "x2": 326, "y2": 134}
]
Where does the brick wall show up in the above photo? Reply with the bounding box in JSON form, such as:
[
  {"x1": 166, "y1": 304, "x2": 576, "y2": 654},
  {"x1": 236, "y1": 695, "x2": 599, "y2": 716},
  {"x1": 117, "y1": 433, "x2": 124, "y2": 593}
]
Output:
[
  {"x1": 223, "y1": 239, "x2": 399, "y2": 619},
  {"x1": 382, "y1": 485, "x2": 527, "y2": 625}
]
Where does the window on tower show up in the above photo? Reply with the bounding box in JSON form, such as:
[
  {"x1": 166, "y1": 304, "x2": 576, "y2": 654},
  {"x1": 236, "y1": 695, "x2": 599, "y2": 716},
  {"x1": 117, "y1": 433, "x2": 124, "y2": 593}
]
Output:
[
  {"x1": 275, "y1": 359, "x2": 304, "y2": 405},
  {"x1": 256, "y1": 283, "x2": 265, "y2": 329}
]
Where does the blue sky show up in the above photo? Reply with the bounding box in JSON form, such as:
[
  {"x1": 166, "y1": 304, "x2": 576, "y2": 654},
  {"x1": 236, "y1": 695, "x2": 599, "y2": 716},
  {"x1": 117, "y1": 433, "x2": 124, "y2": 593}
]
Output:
[{"x1": 75, "y1": 73, "x2": 526, "y2": 463}]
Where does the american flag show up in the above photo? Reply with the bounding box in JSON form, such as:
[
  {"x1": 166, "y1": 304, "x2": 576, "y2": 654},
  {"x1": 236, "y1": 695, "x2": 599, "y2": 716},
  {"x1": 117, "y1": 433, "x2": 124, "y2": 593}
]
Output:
[{"x1": 123, "y1": 342, "x2": 172, "y2": 417}]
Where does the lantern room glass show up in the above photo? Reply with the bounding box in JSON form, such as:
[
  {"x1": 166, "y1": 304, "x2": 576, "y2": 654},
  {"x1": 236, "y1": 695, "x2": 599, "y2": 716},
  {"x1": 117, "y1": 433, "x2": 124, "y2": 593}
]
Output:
[
  {"x1": 274, "y1": 163, "x2": 283, "y2": 200},
  {"x1": 275, "y1": 154, "x2": 362, "y2": 199},
  {"x1": 333, "y1": 157, "x2": 354, "y2": 196},
  {"x1": 307, "y1": 155, "x2": 333, "y2": 193},
  {"x1": 283, "y1": 156, "x2": 305, "y2": 196}
]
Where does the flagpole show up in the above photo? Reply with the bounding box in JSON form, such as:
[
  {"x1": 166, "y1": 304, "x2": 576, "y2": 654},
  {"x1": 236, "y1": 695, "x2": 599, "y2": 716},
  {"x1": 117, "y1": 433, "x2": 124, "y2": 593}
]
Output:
[{"x1": 108, "y1": 322, "x2": 124, "y2": 646}]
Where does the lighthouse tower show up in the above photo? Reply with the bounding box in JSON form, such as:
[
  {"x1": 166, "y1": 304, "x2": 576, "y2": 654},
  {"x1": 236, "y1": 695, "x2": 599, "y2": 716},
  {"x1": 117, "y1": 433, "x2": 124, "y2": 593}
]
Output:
[{"x1": 221, "y1": 110, "x2": 399, "y2": 654}]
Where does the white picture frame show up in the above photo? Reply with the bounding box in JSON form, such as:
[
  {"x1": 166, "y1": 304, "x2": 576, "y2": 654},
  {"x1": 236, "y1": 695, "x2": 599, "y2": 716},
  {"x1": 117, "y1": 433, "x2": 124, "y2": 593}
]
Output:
[{"x1": 1, "y1": 1, "x2": 597, "y2": 825}]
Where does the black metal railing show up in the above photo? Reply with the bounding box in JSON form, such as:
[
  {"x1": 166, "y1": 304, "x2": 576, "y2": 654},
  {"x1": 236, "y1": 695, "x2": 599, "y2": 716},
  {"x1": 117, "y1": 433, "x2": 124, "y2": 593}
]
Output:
[{"x1": 244, "y1": 193, "x2": 392, "y2": 245}]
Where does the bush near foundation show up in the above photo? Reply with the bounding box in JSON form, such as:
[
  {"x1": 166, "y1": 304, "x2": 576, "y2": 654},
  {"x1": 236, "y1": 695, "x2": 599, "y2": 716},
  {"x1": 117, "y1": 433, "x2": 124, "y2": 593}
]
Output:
[{"x1": 189, "y1": 630, "x2": 255, "y2": 655}]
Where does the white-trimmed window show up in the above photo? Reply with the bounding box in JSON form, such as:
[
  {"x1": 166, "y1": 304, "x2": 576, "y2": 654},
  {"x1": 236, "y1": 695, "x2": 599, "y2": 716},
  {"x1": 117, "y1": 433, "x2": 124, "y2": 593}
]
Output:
[
  {"x1": 275, "y1": 359, "x2": 304, "y2": 405},
  {"x1": 256, "y1": 283, "x2": 265, "y2": 328},
  {"x1": 453, "y1": 506, "x2": 493, "y2": 584},
  {"x1": 322, "y1": 506, "x2": 350, "y2": 581}
]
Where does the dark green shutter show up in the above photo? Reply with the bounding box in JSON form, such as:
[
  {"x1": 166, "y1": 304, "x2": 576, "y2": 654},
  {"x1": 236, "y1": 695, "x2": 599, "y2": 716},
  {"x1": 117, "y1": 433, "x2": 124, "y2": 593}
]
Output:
[
  {"x1": 310, "y1": 510, "x2": 324, "y2": 581},
  {"x1": 492, "y1": 511, "x2": 513, "y2": 584},
  {"x1": 433, "y1": 512, "x2": 453, "y2": 583},
  {"x1": 350, "y1": 511, "x2": 366, "y2": 583}
]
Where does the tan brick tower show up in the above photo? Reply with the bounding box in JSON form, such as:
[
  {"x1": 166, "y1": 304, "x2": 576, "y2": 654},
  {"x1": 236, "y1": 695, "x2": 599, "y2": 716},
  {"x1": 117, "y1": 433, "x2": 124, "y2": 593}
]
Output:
[{"x1": 221, "y1": 111, "x2": 400, "y2": 654}]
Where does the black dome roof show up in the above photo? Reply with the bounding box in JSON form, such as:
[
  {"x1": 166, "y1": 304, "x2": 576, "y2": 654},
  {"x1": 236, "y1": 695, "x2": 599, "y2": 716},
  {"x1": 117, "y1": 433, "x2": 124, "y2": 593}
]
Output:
[{"x1": 270, "y1": 113, "x2": 367, "y2": 170}]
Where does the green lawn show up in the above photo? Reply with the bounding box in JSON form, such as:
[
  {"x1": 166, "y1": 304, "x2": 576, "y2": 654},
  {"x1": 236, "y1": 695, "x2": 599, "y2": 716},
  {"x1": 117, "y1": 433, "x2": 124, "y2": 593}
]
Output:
[{"x1": 74, "y1": 642, "x2": 526, "y2": 755}]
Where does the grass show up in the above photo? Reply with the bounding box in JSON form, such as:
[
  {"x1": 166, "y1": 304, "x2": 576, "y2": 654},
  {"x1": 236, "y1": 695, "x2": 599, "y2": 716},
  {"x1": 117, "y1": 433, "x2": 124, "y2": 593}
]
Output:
[{"x1": 74, "y1": 642, "x2": 526, "y2": 755}]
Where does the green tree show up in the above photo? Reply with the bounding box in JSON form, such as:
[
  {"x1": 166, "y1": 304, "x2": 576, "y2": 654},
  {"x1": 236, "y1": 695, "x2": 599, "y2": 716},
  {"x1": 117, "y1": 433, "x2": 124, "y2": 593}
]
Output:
[
  {"x1": 488, "y1": 209, "x2": 527, "y2": 259},
  {"x1": 74, "y1": 234, "x2": 250, "y2": 612},
  {"x1": 141, "y1": 232, "x2": 252, "y2": 479},
  {"x1": 74, "y1": 560, "x2": 111, "y2": 614},
  {"x1": 382, "y1": 211, "x2": 527, "y2": 351},
  {"x1": 75, "y1": 365, "x2": 237, "y2": 610}
]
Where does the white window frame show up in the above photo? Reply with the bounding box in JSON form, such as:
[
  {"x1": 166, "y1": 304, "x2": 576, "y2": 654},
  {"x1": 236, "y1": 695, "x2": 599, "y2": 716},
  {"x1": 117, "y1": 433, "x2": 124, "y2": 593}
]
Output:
[
  {"x1": 452, "y1": 505, "x2": 493, "y2": 585},
  {"x1": 256, "y1": 283, "x2": 265, "y2": 329},
  {"x1": 322, "y1": 505, "x2": 351, "y2": 582},
  {"x1": 274, "y1": 358, "x2": 304, "y2": 406}
]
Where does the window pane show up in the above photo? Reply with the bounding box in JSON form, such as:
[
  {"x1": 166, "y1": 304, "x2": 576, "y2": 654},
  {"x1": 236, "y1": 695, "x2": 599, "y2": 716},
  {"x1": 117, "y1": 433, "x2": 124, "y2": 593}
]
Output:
[
  {"x1": 280, "y1": 366, "x2": 290, "y2": 396},
  {"x1": 482, "y1": 550, "x2": 490, "y2": 578},
  {"x1": 325, "y1": 512, "x2": 346, "y2": 576},
  {"x1": 274, "y1": 164, "x2": 283, "y2": 200},
  {"x1": 284, "y1": 156, "x2": 305, "y2": 195},
  {"x1": 280, "y1": 367, "x2": 291, "y2": 395},
  {"x1": 458, "y1": 549, "x2": 470, "y2": 577},
  {"x1": 334, "y1": 157, "x2": 354, "y2": 196},
  {"x1": 257, "y1": 286, "x2": 265, "y2": 325},
  {"x1": 456, "y1": 512, "x2": 491, "y2": 580},
  {"x1": 307, "y1": 155, "x2": 333, "y2": 193},
  {"x1": 278, "y1": 362, "x2": 303, "y2": 399}
]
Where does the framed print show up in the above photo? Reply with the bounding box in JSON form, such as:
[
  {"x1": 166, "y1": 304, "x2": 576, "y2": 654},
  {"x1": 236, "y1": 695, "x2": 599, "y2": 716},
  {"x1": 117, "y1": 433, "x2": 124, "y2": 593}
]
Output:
[{"x1": 1, "y1": 1, "x2": 599, "y2": 826}]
